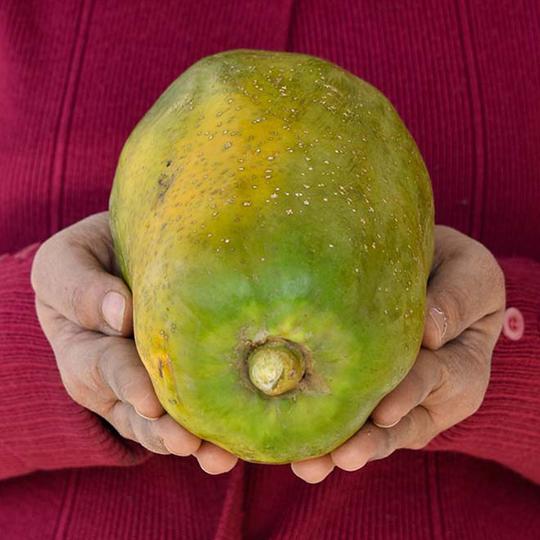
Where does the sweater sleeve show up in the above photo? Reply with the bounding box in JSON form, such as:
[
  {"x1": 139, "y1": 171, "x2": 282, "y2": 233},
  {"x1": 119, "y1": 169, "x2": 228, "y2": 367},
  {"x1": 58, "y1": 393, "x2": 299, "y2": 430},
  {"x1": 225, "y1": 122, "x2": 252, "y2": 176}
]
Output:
[
  {"x1": 0, "y1": 243, "x2": 149, "y2": 481},
  {"x1": 427, "y1": 257, "x2": 540, "y2": 484}
]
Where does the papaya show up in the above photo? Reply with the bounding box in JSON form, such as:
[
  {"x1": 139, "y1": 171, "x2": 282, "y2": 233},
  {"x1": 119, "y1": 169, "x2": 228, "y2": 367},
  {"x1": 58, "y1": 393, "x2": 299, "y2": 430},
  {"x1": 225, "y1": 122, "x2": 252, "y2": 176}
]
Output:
[{"x1": 109, "y1": 50, "x2": 434, "y2": 463}]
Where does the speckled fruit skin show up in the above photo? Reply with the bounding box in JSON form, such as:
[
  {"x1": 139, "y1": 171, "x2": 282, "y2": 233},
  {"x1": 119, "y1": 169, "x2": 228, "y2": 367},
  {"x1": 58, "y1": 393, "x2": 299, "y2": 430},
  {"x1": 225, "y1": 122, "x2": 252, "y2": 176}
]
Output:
[{"x1": 109, "y1": 50, "x2": 434, "y2": 463}]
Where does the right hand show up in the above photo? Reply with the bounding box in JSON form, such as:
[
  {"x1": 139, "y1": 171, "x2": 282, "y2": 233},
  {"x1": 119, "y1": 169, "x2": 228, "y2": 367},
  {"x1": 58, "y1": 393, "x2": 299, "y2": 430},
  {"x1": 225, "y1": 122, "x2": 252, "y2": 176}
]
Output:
[{"x1": 31, "y1": 211, "x2": 238, "y2": 474}]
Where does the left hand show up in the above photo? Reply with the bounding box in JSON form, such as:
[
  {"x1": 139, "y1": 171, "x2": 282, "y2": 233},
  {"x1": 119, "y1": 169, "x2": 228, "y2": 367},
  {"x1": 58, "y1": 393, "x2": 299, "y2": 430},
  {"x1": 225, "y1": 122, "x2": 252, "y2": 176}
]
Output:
[{"x1": 291, "y1": 225, "x2": 506, "y2": 483}]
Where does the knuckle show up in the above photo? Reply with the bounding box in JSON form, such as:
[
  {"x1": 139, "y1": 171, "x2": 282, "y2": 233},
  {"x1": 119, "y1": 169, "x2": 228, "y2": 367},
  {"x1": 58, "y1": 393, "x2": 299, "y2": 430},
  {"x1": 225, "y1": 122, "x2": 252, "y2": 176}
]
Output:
[
  {"x1": 55, "y1": 345, "x2": 89, "y2": 405},
  {"x1": 407, "y1": 439, "x2": 426, "y2": 450},
  {"x1": 408, "y1": 440, "x2": 424, "y2": 450},
  {"x1": 81, "y1": 369, "x2": 112, "y2": 416},
  {"x1": 132, "y1": 420, "x2": 167, "y2": 454},
  {"x1": 443, "y1": 285, "x2": 469, "y2": 327},
  {"x1": 430, "y1": 357, "x2": 446, "y2": 393},
  {"x1": 467, "y1": 346, "x2": 491, "y2": 392},
  {"x1": 464, "y1": 379, "x2": 488, "y2": 416},
  {"x1": 466, "y1": 340, "x2": 489, "y2": 372},
  {"x1": 31, "y1": 233, "x2": 68, "y2": 293},
  {"x1": 440, "y1": 357, "x2": 467, "y2": 398},
  {"x1": 78, "y1": 347, "x2": 113, "y2": 411},
  {"x1": 444, "y1": 351, "x2": 489, "y2": 419},
  {"x1": 405, "y1": 410, "x2": 434, "y2": 449},
  {"x1": 85, "y1": 358, "x2": 106, "y2": 396},
  {"x1": 93, "y1": 343, "x2": 121, "y2": 395},
  {"x1": 402, "y1": 410, "x2": 417, "y2": 433},
  {"x1": 116, "y1": 375, "x2": 143, "y2": 404},
  {"x1": 476, "y1": 245, "x2": 497, "y2": 271},
  {"x1": 408, "y1": 431, "x2": 435, "y2": 450},
  {"x1": 375, "y1": 434, "x2": 394, "y2": 460},
  {"x1": 377, "y1": 419, "x2": 405, "y2": 459},
  {"x1": 61, "y1": 374, "x2": 86, "y2": 405},
  {"x1": 59, "y1": 365, "x2": 105, "y2": 415},
  {"x1": 30, "y1": 241, "x2": 52, "y2": 293},
  {"x1": 477, "y1": 249, "x2": 506, "y2": 306},
  {"x1": 106, "y1": 403, "x2": 136, "y2": 441},
  {"x1": 469, "y1": 393, "x2": 486, "y2": 416},
  {"x1": 437, "y1": 348, "x2": 462, "y2": 395},
  {"x1": 112, "y1": 416, "x2": 135, "y2": 441},
  {"x1": 140, "y1": 434, "x2": 167, "y2": 454},
  {"x1": 100, "y1": 342, "x2": 131, "y2": 398},
  {"x1": 69, "y1": 284, "x2": 90, "y2": 328}
]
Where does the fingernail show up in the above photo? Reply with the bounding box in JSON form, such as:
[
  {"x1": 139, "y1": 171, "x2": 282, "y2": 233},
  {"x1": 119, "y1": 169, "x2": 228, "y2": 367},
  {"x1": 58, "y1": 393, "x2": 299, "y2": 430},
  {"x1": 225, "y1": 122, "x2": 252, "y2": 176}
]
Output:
[
  {"x1": 429, "y1": 307, "x2": 447, "y2": 342},
  {"x1": 373, "y1": 418, "x2": 400, "y2": 429},
  {"x1": 134, "y1": 408, "x2": 160, "y2": 421},
  {"x1": 102, "y1": 291, "x2": 125, "y2": 332}
]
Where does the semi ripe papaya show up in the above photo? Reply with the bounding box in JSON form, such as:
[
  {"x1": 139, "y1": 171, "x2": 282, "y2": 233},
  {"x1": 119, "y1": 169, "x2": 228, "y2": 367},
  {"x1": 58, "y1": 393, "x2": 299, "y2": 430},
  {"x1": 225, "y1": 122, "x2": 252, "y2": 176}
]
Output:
[{"x1": 109, "y1": 50, "x2": 434, "y2": 463}]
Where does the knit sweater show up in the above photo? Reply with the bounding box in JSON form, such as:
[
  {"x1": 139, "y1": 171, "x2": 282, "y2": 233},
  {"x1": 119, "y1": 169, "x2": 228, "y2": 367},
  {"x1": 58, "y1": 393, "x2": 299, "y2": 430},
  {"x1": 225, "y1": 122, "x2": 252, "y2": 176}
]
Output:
[{"x1": 0, "y1": 1, "x2": 539, "y2": 539}]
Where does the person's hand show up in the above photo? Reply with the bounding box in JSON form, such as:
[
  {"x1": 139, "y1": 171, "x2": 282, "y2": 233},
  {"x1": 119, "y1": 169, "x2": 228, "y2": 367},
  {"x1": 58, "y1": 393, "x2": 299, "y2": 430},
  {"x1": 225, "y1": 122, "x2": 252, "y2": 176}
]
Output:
[
  {"x1": 31, "y1": 211, "x2": 237, "y2": 474},
  {"x1": 291, "y1": 225, "x2": 506, "y2": 483}
]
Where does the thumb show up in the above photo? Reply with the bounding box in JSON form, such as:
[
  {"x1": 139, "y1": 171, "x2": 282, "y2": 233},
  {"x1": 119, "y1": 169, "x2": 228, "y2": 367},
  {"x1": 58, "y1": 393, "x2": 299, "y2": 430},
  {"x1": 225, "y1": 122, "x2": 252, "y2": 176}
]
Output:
[
  {"x1": 422, "y1": 229, "x2": 504, "y2": 350},
  {"x1": 101, "y1": 288, "x2": 133, "y2": 336},
  {"x1": 31, "y1": 212, "x2": 133, "y2": 336}
]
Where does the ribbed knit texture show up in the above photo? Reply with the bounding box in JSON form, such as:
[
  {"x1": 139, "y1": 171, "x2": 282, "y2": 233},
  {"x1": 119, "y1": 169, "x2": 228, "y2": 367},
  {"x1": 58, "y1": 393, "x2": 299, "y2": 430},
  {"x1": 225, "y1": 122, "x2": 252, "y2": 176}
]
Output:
[
  {"x1": 0, "y1": 245, "x2": 150, "y2": 481},
  {"x1": 0, "y1": 1, "x2": 539, "y2": 539}
]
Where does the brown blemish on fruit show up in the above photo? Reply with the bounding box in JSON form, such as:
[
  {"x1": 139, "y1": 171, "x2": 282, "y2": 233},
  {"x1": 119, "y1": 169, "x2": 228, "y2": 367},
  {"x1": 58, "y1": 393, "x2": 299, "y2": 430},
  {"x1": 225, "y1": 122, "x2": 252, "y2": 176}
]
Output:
[
  {"x1": 157, "y1": 173, "x2": 175, "y2": 202},
  {"x1": 157, "y1": 353, "x2": 173, "y2": 380}
]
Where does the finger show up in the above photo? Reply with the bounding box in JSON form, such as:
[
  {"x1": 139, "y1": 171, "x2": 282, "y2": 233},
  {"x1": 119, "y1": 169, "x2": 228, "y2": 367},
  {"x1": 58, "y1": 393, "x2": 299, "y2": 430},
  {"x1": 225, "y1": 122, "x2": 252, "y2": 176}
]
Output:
[
  {"x1": 154, "y1": 414, "x2": 201, "y2": 456},
  {"x1": 82, "y1": 387, "x2": 199, "y2": 457},
  {"x1": 423, "y1": 226, "x2": 505, "y2": 350},
  {"x1": 107, "y1": 401, "x2": 170, "y2": 454},
  {"x1": 421, "y1": 325, "x2": 493, "y2": 416},
  {"x1": 331, "y1": 422, "x2": 379, "y2": 471},
  {"x1": 332, "y1": 409, "x2": 436, "y2": 471},
  {"x1": 97, "y1": 337, "x2": 165, "y2": 420},
  {"x1": 194, "y1": 441, "x2": 238, "y2": 475},
  {"x1": 372, "y1": 407, "x2": 437, "y2": 453},
  {"x1": 31, "y1": 211, "x2": 133, "y2": 336},
  {"x1": 291, "y1": 455, "x2": 335, "y2": 484},
  {"x1": 372, "y1": 349, "x2": 443, "y2": 428},
  {"x1": 55, "y1": 328, "x2": 164, "y2": 421}
]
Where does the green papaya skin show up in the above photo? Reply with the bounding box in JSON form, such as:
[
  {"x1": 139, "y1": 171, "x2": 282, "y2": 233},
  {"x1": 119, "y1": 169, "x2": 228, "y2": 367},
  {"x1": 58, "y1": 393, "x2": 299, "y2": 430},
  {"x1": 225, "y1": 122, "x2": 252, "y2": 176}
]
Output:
[{"x1": 109, "y1": 50, "x2": 434, "y2": 463}]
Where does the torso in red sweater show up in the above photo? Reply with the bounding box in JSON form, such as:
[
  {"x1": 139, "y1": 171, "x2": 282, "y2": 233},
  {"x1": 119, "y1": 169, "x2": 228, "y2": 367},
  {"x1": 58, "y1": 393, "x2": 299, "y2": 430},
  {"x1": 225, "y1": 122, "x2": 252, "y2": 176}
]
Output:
[{"x1": 0, "y1": 2, "x2": 539, "y2": 539}]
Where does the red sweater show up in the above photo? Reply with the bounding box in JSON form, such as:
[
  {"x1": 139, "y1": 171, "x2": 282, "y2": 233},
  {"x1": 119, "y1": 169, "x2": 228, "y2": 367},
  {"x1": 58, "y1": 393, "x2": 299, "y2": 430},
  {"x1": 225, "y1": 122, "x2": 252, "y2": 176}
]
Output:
[{"x1": 1, "y1": 1, "x2": 539, "y2": 538}]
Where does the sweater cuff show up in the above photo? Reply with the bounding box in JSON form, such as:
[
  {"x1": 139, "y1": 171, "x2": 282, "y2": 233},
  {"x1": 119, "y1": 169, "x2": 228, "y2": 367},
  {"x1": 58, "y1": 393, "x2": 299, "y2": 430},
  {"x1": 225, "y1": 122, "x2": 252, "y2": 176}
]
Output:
[
  {"x1": 0, "y1": 244, "x2": 149, "y2": 481},
  {"x1": 427, "y1": 257, "x2": 540, "y2": 483}
]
